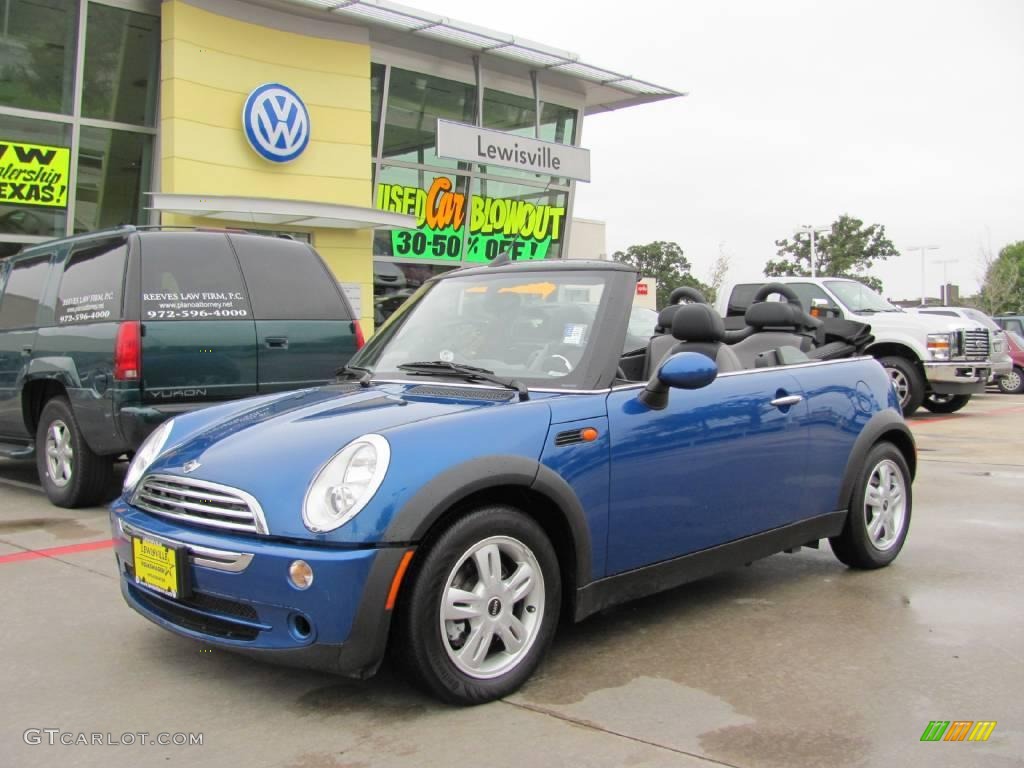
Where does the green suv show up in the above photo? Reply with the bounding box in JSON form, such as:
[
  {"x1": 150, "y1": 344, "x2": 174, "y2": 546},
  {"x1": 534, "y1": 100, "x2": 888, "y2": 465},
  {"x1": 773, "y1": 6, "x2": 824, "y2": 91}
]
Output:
[{"x1": 0, "y1": 227, "x2": 363, "y2": 507}]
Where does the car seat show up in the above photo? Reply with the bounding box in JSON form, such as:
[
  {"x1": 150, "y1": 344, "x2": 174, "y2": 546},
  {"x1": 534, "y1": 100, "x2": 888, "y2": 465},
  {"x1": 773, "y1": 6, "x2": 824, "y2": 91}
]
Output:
[
  {"x1": 730, "y1": 302, "x2": 819, "y2": 368},
  {"x1": 645, "y1": 304, "x2": 742, "y2": 377}
]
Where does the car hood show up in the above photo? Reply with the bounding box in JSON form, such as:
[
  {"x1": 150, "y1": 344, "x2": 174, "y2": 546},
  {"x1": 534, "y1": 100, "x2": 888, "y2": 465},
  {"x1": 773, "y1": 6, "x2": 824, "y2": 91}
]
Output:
[
  {"x1": 855, "y1": 311, "x2": 985, "y2": 335},
  {"x1": 142, "y1": 383, "x2": 517, "y2": 514}
]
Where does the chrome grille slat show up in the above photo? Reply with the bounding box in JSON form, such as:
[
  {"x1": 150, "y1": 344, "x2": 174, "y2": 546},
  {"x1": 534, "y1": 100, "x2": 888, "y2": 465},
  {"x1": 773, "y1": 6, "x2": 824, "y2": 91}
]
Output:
[
  {"x1": 959, "y1": 329, "x2": 989, "y2": 361},
  {"x1": 133, "y1": 475, "x2": 268, "y2": 535}
]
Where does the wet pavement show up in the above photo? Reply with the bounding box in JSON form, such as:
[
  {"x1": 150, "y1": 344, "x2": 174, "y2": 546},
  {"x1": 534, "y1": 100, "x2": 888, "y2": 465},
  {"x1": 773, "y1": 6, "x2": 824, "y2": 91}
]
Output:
[{"x1": 1, "y1": 393, "x2": 1022, "y2": 767}]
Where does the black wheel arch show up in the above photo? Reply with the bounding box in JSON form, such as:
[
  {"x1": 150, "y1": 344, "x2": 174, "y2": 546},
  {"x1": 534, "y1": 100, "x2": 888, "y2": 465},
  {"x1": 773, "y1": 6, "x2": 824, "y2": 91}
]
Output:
[
  {"x1": 383, "y1": 455, "x2": 593, "y2": 602},
  {"x1": 836, "y1": 410, "x2": 916, "y2": 513}
]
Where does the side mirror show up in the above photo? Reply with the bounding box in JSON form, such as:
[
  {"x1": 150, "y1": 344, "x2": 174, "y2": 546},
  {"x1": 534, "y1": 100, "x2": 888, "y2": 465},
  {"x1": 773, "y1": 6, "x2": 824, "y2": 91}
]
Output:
[
  {"x1": 639, "y1": 352, "x2": 718, "y2": 410},
  {"x1": 810, "y1": 298, "x2": 840, "y2": 319}
]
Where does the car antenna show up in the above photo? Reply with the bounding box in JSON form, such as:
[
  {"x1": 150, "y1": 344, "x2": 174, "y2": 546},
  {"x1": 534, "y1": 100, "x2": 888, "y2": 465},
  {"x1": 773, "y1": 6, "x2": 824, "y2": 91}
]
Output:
[{"x1": 488, "y1": 250, "x2": 512, "y2": 267}]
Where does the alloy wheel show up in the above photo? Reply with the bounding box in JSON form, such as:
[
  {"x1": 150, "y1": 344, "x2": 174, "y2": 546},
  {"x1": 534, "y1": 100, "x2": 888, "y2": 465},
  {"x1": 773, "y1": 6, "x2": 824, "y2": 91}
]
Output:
[
  {"x1": 886, "y1": 367, "x2": 910, "y2": 407},
  {"x1": 864, "y1": 458, "x2": 906, "y2": 551},
  {"x1": 44, "y1": 420, "x2": 74, "y2": 488}
]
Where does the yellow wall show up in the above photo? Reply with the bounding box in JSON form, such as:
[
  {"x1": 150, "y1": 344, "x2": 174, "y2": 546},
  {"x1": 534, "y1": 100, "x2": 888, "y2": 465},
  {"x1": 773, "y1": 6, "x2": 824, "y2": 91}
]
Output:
[{"x1": 160, "y1": 1, "x2": 375, "y2": 331}]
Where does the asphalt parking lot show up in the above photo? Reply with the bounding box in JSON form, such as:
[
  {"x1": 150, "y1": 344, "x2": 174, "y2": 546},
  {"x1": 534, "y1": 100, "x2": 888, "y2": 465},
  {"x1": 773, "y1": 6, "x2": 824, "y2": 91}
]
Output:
[{"x1": 2, "y1": 394, "x2": 1022, "y2": 768}]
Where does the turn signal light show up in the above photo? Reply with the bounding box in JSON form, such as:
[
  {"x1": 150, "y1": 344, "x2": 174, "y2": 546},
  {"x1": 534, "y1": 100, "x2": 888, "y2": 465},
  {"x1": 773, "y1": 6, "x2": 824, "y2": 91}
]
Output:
[
  {"x1": 581, "y1": 427, "x2": 599, "y2": 442},
  {"x1": 353, "y1": 320, "x2": 365, "y2": 350}
]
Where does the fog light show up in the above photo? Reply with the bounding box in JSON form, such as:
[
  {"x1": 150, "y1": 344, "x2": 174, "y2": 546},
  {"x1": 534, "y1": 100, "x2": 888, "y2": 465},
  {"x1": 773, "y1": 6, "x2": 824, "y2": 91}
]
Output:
[{"x1": 288, "y1": 560, "x2": 314, "y2": 589}]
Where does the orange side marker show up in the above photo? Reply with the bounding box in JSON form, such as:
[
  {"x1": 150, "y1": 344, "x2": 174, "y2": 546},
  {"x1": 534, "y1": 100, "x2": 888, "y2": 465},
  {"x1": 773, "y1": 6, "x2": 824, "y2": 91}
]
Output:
[
  {"x1": 385, "y1": 550, "x2": 415, "y2": 610},
  {"x1": 580, "y1": 427, "x2": 599, "y2": 442}
]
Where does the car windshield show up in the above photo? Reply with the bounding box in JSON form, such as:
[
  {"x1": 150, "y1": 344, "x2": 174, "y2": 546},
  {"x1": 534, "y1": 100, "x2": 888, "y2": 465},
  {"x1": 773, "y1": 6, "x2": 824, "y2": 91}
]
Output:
[
  {"x1": 824, "y1": 280, "x2": 900, "y2": 313},
  {"x1": 350, "y1": 270, "x2": 613, "y2": 387}
]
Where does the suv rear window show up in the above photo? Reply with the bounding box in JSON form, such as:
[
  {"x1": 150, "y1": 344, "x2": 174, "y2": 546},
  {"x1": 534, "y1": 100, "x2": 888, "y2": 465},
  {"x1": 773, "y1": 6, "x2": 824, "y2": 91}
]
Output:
[
  {"x1": 140, "y1": 233, "x2": 251, "y2": 321},
  {"x1": 726, "y1": 284, "x2": 760, "y2": 316},
  {"x1": 0, "y1": 254, "x2": 51, "y2": 329},
  {"x1": 230, "y1": 235, "x2": 350, "y2": 321},
  {"x1": 56, "y1": 239, "x2": 127, "y2": 325}
]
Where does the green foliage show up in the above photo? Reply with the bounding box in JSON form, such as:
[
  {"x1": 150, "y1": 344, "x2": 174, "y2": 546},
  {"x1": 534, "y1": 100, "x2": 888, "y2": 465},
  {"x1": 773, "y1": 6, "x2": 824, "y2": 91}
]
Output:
[
  {"x1": 611, "y1": 241, "x2": 711, "y2": 307},
  {"x1": 765, "y1": 215, "x2": 898, "y2": 293},
  {"x1": 979, "y1": 241, "x2": 1024, "y2": 315}
]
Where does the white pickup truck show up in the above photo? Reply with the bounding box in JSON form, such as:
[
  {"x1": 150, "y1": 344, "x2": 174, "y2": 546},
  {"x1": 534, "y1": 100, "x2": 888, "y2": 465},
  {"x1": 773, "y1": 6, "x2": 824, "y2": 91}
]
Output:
[{"x1": 719, "y1": 277, "x2": 995, "y2": 417}]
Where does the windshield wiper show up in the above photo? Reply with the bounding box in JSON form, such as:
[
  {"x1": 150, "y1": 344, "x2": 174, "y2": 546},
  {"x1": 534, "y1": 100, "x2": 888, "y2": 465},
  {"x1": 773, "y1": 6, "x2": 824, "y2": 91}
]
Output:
[
  {"x1": 397, "y1": 361, "x2": 529, "y2": 401},
  {"x1": 335, "y1": 364, "x2": 372, "y2": 388}
]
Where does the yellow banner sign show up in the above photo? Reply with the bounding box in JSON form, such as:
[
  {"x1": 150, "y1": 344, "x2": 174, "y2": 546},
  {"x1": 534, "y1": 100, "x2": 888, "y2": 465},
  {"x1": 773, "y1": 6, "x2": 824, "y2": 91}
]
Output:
[{"x1": 0, "y1": 140, "x2": 70, "y2": 208}]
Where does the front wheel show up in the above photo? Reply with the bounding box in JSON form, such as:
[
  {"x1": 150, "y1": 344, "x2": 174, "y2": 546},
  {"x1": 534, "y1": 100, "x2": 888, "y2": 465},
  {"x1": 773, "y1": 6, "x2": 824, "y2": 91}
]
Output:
[
  {"x1": 877, "y1": 356, "x2": 925, "y2": 418},
  {"x1": 394, "y1": 506, "x2": 561, "y2": 705},
  {"x1": 998, "y1": 367, "x2": 1024, "y2": 394},
  {"x1": 830, "y1": 442, "x2": 912, "y2": 569},
  {"x1": 921, "y1": 393, "x2": 971, "y2": 413}
]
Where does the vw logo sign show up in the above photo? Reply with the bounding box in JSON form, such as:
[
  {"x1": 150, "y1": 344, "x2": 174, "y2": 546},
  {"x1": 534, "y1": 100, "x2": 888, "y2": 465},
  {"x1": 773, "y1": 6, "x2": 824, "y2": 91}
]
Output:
[{"x1": 242, "y1": 83, "x2": 310, "y2": 163}]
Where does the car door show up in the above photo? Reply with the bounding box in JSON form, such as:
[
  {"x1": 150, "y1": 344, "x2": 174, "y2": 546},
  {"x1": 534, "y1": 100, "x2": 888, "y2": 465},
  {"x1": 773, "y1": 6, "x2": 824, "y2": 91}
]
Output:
[
  {"x1": 604, "y1": 367, "x2": 810, "y2": 575},
  {"x1": 229, "y1": 235, "x2": 359, "y2": 393},
  {"x1": 0, "y1": 253, "x2": 53, "y2": 439}
]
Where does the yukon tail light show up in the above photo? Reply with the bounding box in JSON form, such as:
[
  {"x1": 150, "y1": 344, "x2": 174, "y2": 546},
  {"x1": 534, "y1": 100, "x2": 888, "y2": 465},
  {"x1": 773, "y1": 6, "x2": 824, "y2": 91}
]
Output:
[
  {"x1": 352, "y1": 320, "x2": 365, "y2": 350},
  {"x1": 114, "y1": 321, "x2": 141, "y2": 381}
]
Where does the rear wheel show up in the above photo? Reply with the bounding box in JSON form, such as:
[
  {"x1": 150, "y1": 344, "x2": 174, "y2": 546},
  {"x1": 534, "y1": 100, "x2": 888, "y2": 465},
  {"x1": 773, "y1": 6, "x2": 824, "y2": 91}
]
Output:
[
  {"x1": 998, "y1": 367, "x2": 1024, "y2": 394},
  {"x1": 394, "y1": 506, "x2": 561, "y2": 705},
  {"x1": 877, "y1": 356, "x2": 925, "y2": 417},
  {"x1": 35, "y1": 397, "x2": 112, "y2": 508},
  {"x1": 830, "y1": 442, "x2": 912, "y2": 569},
  {"x1": 922, "y1": 393, "x2": 971, "y2": 413}
]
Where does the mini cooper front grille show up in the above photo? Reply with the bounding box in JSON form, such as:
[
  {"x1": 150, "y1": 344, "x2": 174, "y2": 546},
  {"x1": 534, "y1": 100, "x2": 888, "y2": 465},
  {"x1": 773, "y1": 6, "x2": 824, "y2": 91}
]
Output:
[
  {"x1": 133, "y1": 475, "x2": 267, "y2": 535},
  {"x1": 127, "y1": 584, "x2": 261, "y2": 641},
  {"x1": 958, "y1": 329, "x2": 990, "y2": 361}
]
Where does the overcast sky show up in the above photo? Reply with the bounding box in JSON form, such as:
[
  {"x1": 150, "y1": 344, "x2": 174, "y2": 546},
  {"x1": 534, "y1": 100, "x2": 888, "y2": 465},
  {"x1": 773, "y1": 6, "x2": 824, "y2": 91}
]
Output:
[{"x1": 421, "y1": 0, "x2": 1024, "y2": 299}]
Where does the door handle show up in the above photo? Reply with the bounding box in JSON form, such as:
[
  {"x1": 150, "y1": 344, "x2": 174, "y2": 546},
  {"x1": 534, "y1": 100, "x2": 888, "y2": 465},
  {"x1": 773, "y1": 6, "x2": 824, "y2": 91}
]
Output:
[
  {"x1": 770, "y1": 394, "x2": 803, "y2": 407},
  {"x1": 265, "y1": 337, "x2": 289, "y2": 349},
  {"x1": 21, "y1": 345, "x2": 32, "y2": 355}
]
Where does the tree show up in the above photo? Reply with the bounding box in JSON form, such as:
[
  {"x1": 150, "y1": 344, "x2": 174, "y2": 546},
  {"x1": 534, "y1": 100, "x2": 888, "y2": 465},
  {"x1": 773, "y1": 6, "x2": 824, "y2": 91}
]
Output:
[
  {"x1": 705, "y1": 242, "x2": 732, "y2": 304},
  {"x1": 765, "y1": 214, "x2": 898, "y2": 293},
  {"x1": 978, "y1": 241, "x2": 1024, "y2": 315},
  {"x1": 611, "y1": 241, "x2": 710, "y2": 307}
]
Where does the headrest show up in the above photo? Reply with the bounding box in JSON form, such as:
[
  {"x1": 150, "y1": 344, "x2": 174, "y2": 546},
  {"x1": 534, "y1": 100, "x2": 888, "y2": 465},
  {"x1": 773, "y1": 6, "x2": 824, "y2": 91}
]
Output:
[
  {"x1": 745, "y1": 301, "x2": 804, "y2": 330},
  {"x1": 672, "y1": 303, "x2": 725, "y2": 342},
  {"x1": 655, "y1": 305, "x2": 680, "y2": 333}
]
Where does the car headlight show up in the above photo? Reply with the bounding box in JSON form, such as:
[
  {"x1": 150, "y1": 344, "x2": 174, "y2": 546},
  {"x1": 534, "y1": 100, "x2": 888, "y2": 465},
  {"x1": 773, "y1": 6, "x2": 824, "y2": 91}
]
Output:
[
  {"x1": 124, "y1": 418, "x2": 175, "y2": 493},
  {"x1": 927, "y1": 333, "x2": 952, "y2": 361},
  {"x1": 303, "y1": 434, "x2": 390, "y2": 533}
]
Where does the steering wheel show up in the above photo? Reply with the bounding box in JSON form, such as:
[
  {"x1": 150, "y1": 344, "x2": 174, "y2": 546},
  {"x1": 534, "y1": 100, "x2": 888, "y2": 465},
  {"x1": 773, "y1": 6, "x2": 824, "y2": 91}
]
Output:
[
  {"x1": 751, "y1": 282, "x2": 803, "y2": 312},
  {"x1": 668, "y1": 286, "x2": 708, "y2": 305}
]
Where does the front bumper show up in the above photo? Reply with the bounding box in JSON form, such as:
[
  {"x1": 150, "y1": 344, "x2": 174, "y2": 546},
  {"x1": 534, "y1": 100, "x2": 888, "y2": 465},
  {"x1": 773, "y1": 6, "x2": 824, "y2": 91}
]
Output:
[
  {"x1": 923, "y1": 361, "x2": 992, "y2": 394},
  {"x1": 110, "y1": 501, "x2": 409, "y2": 677}
]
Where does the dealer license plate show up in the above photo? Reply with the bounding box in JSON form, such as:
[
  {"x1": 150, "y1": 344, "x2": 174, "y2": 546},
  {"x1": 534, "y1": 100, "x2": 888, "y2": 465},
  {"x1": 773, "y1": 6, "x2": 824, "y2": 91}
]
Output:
[{"x1": 132, "y1": 536, "x2": 185, "y2": 599}]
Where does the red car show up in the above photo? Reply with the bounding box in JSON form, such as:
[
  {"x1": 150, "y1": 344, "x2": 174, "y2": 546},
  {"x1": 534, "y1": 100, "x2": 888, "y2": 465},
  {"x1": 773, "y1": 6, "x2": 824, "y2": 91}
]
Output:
[{"x1": 998, "y1": 331, "x2": 1024, "y2": 394}]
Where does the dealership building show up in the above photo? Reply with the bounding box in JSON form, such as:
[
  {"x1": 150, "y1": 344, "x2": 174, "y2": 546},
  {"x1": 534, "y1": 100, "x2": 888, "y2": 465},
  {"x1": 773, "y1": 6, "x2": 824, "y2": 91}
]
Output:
[{"x1": 0, "y1": 0, "x2": 680, "y2": 330}]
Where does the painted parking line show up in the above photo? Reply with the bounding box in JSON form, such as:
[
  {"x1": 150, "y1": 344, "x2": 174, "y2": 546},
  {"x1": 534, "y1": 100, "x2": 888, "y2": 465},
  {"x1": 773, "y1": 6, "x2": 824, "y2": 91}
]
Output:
[
  {"x1": 910, "y1": 403, "x2": 1024, "y2": 427},
  {"x1": 0, "y1": 538, "x2": 115, "y2": 565}
]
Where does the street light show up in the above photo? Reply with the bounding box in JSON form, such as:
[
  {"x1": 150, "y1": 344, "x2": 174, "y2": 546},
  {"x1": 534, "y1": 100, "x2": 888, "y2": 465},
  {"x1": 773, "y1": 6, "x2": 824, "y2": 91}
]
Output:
[
  {"x1": 932, "y1": 257, "x2": 957, "y2": 304},
  {"x1": 906, "y1": 245, "x2": 939, "y2": 305},
  {"x1": 797, "y1": 224, "x2": 831, "y2": 277}
]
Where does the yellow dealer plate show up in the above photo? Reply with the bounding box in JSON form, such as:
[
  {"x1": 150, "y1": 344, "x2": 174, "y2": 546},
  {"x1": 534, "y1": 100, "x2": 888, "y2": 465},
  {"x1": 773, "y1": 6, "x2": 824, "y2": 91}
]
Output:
[{"x1": 132, "y1": 536, "x2": 183, "y2": 598}]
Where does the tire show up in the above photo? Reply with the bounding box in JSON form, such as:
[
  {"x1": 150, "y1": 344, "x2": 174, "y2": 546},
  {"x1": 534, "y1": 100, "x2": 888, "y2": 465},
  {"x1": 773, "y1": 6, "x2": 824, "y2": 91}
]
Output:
[
  {"x1": 998, "y1": 366, "x2": 1024, "y2": 394},
  {"x1": 877, "y1": 355, "x2": 925, "y2": 418},
  {"x1": 921, "y1": 393, "x2": 971, "y2": 413},
  {"x1": 394, "y1": 505, "x2": 561, "y2": 705},
  {"x1": 830, "y1": 442, "x2": 912, "y2": 569},
  {"x1": 35, "y1": 397, "x2": 113, "y2": 508}
]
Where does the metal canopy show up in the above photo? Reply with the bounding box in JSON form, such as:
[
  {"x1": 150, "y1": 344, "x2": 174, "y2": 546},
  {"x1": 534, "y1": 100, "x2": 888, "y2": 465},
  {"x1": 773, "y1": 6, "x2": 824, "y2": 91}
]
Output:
[
  {"x1": 148, "y1": 193, "x2": 415, "y2": 230},
  {"x1": 281, "y1": 0, "x2": 685, "y2": 110}
]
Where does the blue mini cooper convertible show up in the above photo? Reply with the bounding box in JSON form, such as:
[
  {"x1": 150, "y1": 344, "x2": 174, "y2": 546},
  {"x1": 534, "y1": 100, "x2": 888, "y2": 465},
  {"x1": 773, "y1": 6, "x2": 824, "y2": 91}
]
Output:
[{"x1": 111, "y1": 259, "x2": 915, "y2": 704}]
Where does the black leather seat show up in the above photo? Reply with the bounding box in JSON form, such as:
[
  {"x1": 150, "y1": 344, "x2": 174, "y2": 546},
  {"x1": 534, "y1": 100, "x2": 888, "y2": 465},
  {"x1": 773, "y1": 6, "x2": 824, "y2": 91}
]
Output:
[
  {"x1": 644, "y1": 304, "x2": 742, "y2": 377},
  {"x1": 730, "y1": 302, "x2": 818, "y2": 368}
]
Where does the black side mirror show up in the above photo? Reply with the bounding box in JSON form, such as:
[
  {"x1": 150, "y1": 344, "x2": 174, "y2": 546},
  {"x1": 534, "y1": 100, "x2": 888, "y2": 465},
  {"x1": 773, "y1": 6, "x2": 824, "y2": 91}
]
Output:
[{"x1": 639, "y1": 352, "x2": 718, "y2": 410}]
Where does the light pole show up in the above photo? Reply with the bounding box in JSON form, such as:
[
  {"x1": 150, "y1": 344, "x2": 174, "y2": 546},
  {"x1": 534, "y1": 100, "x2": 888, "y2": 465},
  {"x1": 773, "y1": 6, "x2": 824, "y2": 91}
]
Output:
[
  {"x1": 932, "y1": 257, "x2": 957, "y2": 303},
  {"x1": 797, "y1": 224, "x2": 830, "y2": 277},
  {"x1": 906, "y1": 245, "x2": 939, "y2": 305}
]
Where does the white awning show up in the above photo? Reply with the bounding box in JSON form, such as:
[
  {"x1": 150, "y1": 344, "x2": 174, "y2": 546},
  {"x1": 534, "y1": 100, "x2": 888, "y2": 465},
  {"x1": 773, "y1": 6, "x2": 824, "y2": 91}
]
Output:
[{"x1": 148, "y1": 193, "x2": 415, "y2": 230}]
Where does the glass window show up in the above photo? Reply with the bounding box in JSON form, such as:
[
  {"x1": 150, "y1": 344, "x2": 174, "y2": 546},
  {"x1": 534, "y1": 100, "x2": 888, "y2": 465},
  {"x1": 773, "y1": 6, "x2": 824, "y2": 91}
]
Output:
[
  {"x1": 483, "y1": 88, "x2": 535, "y2": 136},
  {"x1": 74, "y1": 126, "x2": 152, "y2": 233},
  {"x1": 787, "y1": 282, "x2": 840, "y2": 313},
  {"x1": 382, "y1": 68, "x2": 475, "y2": 168},
  {"x1": 824, "y1": 280, "x2": 899, "y2": 313},
  {"x1": 0, "y1": 113, "x2": 72, "y2": 239},
  {"x1": 469, "y1": 178, "x2": 567, "y2": 261},
  {"x1": 372, "y1": 260, "x2": 456, "y2": 324},
  {"x1": 370, "y1": 62, "x2": 385, "y2": 158},
  {"x1": 140, "y1": 233, "x2": 251, "y2": 321},
  {"x1": 374, "y1": 165, "x2": 469, "y2": 261},
  {"x1": 82, "y1": 3, "x2": 160, "y2": 126},
  {"x1": 230, "y1": 235, "x2": 350, "y2": 321},
  {"x1": 0, "y1": 0, "x2": 77, "y2": 114},
  {"x1": 0, "y1": 253, "x2": 50, "y2": 329},
  {"x1": 538, "y1": 102, "x2": 577, "y2": 145},
  {"x1": 56, "y1": 237, "x2": 127, "y2": 324}
]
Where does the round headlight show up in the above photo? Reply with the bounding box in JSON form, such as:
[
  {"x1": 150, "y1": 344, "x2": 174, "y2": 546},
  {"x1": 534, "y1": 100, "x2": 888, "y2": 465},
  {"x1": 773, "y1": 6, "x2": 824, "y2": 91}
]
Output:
[
  {"x1": 303, "y1": 434, "x2": 390, "y2": 533},
  {"x1": 124, "y1": 418, "x2": 175, "y2": 493}
]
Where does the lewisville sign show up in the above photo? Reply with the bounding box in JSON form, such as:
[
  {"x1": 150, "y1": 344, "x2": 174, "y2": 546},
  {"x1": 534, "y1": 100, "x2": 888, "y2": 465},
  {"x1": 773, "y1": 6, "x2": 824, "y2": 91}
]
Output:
[{"x1": 436, "y1": 119, "x2": 591, "y2": 182}]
